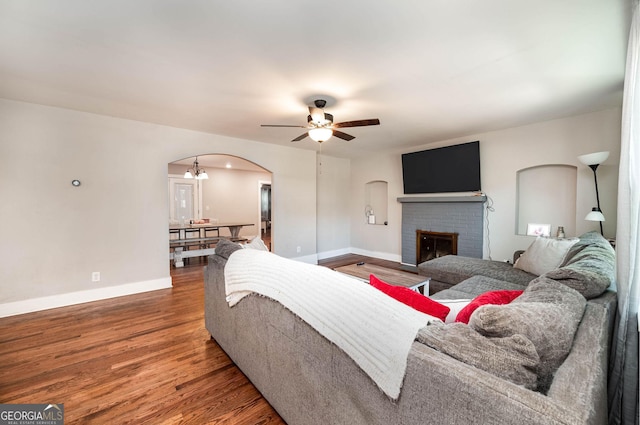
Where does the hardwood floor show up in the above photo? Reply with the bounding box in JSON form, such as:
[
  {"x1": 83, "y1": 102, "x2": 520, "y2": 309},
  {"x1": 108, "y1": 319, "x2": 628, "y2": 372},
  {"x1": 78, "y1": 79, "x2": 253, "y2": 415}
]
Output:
[
  {"x1": 0, "y1": 252, "x2": 405, "y2": 424},
  {"x1": 0, "y1": 264, "x2": 285, "y2": 424}
]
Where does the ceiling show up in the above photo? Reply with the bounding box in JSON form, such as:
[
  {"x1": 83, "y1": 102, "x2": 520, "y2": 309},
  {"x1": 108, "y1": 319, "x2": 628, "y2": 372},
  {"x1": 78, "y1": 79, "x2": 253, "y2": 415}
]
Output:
[{"x1": 0, "y1": 1, "x2": 632, "y2": 158}]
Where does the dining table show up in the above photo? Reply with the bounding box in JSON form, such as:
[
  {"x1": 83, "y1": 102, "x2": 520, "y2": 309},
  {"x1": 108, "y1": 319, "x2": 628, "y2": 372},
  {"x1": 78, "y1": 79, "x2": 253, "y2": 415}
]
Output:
[{"x1": 169, "y1": 222, "x2": 254, "y2": 240}]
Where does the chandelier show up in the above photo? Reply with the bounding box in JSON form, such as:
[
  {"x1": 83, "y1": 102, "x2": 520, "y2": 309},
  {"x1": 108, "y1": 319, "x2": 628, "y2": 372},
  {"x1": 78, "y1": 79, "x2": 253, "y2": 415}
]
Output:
[{"x1": 183, "y1": 157, "x2": 208, "y2": 180}]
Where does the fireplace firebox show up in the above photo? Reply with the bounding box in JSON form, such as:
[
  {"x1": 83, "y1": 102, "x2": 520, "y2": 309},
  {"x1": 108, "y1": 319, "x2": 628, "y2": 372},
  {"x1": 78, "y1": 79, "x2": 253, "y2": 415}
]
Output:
[{"x1": 416, "y1": 230, "x2": 458, "y2": 264}]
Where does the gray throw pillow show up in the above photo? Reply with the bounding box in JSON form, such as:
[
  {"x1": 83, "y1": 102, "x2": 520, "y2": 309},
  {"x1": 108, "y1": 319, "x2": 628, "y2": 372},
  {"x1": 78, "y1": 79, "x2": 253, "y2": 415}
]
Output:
[
  {"x1": 543, "y1": 231, "x2": 616, "y2": 299},
  {"x1": 469, "y1": 277, "x2": 586, "y2": 392},
  {"x1": 416, "y1": 323, "x2": 540, "y2": 390},
  {"x1": 214, "y1": 239, "x2": 243, "y2": 259}
]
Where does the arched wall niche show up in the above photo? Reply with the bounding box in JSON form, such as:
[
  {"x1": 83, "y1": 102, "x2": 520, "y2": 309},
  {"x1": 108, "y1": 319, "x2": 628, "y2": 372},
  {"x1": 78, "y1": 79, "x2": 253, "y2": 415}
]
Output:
[
  {"x1": 365, "y1": 180, "x2": 388, "y2": 225},
  {"x1": 516, "y1": 164, "x2": 577, "y2": 237}
]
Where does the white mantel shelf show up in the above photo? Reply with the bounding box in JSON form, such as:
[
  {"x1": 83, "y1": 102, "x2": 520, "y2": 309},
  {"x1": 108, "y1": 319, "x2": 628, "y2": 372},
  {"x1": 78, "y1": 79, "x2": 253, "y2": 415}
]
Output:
[{"x1": 397, "y1": 195, "x2": 487, "y2": 203}]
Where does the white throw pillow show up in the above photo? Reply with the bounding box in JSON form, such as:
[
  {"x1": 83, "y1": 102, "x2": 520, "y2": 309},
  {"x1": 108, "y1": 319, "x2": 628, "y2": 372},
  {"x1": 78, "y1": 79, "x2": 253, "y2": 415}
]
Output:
[
  {"x1": 514, "y1": 237, "x2": 578, "y2": 276},
  {"x1": 437, "y1": 299, "x2": 472, "y2": 323},
  {"x1": 243, "y1": 236, "x2": 270, "y2": 251}
]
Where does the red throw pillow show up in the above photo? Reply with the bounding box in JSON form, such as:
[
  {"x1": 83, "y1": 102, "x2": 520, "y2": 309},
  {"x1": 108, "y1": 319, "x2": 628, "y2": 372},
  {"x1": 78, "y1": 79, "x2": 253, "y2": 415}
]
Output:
[
  {"x1": 369, "y1": 274, "x2": 450, "y2": 321},
  {"x1": 455, "y1": 290, "x2": 524, "y2": 324}
]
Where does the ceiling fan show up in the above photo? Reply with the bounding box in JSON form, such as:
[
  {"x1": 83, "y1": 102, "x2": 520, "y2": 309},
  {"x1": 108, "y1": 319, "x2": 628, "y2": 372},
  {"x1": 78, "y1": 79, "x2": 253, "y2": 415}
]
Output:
[{"x1": 261, "y1": 99, "x2": 380, "y2": 143}]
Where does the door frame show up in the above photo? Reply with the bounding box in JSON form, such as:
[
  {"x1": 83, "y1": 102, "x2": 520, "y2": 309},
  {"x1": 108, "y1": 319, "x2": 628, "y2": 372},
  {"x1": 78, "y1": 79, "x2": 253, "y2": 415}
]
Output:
[
  {"x1": 258, "y1": 180, "x2": 272, "y2": 238},
  {"x1": 168, "y1": 174, "x2": 204, "y2": 222}
]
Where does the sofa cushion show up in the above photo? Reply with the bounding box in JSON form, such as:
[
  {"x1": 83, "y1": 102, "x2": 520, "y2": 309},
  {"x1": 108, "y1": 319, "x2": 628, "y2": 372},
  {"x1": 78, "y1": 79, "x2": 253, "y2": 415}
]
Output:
[
  {"x1": 370, "y1": 275, "x2": 450, "y2": 321},
  {"x1": 469, "y1": 277, "x2": 586, "y2": 392},
  {"x1": 455, "y1": 290, "x2": 523, "y2": 324},
  {"x1": 418, "y1": 255, "x2": 536, "y2": 287},
  {"x1": 543, "y1": 231, "x2": 616, "y2": 299},
  {"x1": 513, "y1": 237, "x2": 578, "y2": 276},
  {"x1": 431, "y1": 275, "x2": 527, "y2": 301},
  {"x1": 416, "y1": 323, "x2": 540, "y2": 390}
]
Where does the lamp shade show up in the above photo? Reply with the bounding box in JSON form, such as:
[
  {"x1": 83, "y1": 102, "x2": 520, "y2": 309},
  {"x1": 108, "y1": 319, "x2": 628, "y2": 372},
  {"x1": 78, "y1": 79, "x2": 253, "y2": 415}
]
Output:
[
  {"x1": 585, "y1": 207, "x2": 605, "y2": 222},
  {"x1": 308, "y1": 128, "x2": 333, "y2": 142},
  {"x1": 184, "y1": 170, "x2": 193, "y2": 179},
  {"x1": 578, "y1": 151, "x2": 609, "y2": 166}
]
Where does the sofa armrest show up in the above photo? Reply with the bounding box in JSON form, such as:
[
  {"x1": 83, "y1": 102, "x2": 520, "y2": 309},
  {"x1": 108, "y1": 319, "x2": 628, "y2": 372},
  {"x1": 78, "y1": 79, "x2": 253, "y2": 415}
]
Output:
[{"x1": 403, "y1": 342, "x2": 584, "y2": 424}]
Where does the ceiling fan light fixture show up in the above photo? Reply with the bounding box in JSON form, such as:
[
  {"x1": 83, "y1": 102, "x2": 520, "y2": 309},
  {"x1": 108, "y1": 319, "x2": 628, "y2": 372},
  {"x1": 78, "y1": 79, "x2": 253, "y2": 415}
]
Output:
[
  {"x1": 261, "y1": 98, "x2": 379, "y2": 143},
  {"x1": 309, "y1": 127, "x2": 333, "y2": 142},
  {"x1": 308, "y1": 112, "x2": 333, "y2": 127},
  {"x1": 310, "y1": 109, "x2": 325, "y2": 124}
]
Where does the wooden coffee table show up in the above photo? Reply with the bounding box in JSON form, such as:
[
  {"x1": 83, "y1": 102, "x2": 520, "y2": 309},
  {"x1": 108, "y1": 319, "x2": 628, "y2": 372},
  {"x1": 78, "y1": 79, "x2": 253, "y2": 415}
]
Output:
[{"x1": 334, "y1": 263, "x2": 430, "y2": 294}]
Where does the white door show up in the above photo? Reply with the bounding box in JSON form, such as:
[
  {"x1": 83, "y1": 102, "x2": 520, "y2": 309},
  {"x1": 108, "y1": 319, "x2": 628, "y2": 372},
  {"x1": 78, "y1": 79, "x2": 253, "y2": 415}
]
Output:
[
  {"x1": 168, "y1": 178, "x2": 199, "y2": 223},
  {"x1": 175, "y1": 183, "x2": 193, "y2": 223}
]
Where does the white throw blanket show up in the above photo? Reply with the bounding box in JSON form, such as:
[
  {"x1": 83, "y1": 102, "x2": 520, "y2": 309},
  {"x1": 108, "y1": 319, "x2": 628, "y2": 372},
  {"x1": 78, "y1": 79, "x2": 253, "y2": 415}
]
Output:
[{"x1": 224, "y1": 249, "x2": 441, "y2": 399}]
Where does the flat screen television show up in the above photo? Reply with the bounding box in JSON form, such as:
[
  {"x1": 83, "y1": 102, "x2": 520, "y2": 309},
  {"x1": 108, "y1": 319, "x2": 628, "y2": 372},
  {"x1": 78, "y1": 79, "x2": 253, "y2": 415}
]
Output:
[{"x1": 402, "y1": 141, "x2": 481, "y2": 194}]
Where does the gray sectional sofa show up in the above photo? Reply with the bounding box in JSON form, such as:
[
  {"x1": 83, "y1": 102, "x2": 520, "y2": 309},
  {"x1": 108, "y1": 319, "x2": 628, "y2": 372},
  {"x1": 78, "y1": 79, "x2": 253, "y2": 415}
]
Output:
[
  {"x1": 418, "y1": 231, "x2": 616, "y2": 299},
  {"x1": 204, "y1": 231, "x2": 617, "y2": 425}
]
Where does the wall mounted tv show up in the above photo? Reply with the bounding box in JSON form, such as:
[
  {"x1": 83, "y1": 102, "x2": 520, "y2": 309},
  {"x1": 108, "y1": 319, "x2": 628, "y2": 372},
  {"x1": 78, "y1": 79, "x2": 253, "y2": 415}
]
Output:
[{"x1": 402, "y1": 141, "x2": 481, "y2": 194}]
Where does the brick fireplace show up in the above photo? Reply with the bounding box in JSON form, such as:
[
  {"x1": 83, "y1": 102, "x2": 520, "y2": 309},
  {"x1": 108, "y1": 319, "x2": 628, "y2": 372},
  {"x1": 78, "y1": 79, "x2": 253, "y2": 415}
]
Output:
[
  {"x1": 398, "y1": 195, "x2": 486, "y2": 266},
  {"x1": 416, "y1": 230, "x2": 458, "y2": 263}
]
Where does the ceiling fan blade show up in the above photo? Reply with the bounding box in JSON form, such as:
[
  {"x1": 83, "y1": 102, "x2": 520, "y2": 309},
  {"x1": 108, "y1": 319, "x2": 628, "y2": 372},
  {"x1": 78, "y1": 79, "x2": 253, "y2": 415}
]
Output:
[
  {"x1": 291, "y1": 132, "x2": 309, "y2": 142},
  {"x1": 261, "y1": 124, "x2": 308, "y2": 128},
  {"x1": 333, "y1": 119, "x2": 380, "y2": 128},
  {"x1": 332, "y1": 130, "x2": 355, "y2": 141}
]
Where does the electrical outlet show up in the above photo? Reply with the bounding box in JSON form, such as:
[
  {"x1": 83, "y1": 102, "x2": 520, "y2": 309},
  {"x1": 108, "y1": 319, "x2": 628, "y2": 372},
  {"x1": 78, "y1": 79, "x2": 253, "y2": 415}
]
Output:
[
  {"x1": 296, "y1": 246, "x2": 301, "y2": 253},
  {"x1": 92, "y1": 272, "x2": 100, "y2": 282}
]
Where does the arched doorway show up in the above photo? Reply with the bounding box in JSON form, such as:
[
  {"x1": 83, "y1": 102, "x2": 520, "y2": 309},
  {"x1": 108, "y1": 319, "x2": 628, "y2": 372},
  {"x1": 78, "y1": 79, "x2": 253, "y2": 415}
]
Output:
[{"x1": 167, "y1": 154, "x2": 272, "y2": 267}]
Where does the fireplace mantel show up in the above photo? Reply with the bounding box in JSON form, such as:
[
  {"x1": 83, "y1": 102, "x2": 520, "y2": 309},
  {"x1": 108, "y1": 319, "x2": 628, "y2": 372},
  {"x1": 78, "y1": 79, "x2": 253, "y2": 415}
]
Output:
[{"x1": 397, "y1": 195, "x2": 486, "y2": 204}]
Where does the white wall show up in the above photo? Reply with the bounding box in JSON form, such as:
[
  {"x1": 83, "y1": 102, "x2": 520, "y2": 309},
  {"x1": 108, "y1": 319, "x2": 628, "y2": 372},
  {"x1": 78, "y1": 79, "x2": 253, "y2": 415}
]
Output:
[
  {"x1": 316, "y1": 154, "x2": 351, "y2": 258},
  {"x1": 0, "y1": 99, "x2": 316, "y2": 314},
  {"x1": 200, "y1": 168, "x2": 271, "y2": 239},
  {"x1": 349, "y1": 152, "x2": 405, "y2": 262},
  {"x1": 348, "y1": 108, "x2": 622, "y2": 262}
]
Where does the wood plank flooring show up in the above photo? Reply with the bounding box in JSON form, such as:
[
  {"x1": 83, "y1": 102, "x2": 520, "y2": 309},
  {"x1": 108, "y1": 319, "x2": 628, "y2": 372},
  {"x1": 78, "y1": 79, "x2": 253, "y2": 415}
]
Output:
[
  {"x1": 0, "y1": 253, "x2": 408, "y2": 424},
  {"x1": 0, "y1": 265, "x2": 285, "y2": 424}
]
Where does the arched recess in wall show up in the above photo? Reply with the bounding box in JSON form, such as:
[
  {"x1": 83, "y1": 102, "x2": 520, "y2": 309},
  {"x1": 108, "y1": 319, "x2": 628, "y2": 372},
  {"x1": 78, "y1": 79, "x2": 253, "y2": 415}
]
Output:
[
  {"x1": 516, "y1": 164, "x2": 577, "y2": 237},
  {"x1": 365, "y1": 180, "x2": 388, "y2": 225},
  {"x1": 167, "y1": 154, "x2": 273, "y2": 255}
]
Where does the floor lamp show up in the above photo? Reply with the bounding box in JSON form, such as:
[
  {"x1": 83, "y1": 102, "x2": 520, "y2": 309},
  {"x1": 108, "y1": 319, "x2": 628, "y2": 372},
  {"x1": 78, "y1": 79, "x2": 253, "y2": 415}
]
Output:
[{"x1": 578, "y1": 151, "x2": 609, "y2": 235}]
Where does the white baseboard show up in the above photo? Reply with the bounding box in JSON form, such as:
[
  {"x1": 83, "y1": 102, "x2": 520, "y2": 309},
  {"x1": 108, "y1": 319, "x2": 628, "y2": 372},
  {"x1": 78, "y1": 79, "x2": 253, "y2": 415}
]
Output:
[
  {"x1": 316, "y1": 247, "x2": 352, "y2": 261},
  {"x1": 291, "y1": 253, "x2": 319, "y2": 264},
  {"x1": 316, "y1": 248, "x2": 401, "y2": 263},
  {"x1": 0, "y1": 277, "x2": 173, "y2": 318},
  {"x1": 350, "y1": 247, "x2": 402, "y2": 263}
]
